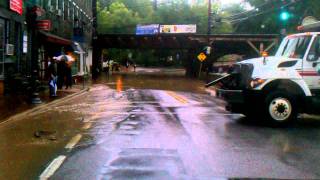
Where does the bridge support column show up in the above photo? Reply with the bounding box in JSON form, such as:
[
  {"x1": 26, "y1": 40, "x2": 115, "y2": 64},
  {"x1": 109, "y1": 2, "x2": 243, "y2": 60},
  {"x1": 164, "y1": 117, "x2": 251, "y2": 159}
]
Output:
[
  {"x1": 92, "y1": 43, "x2": 102, "y2": 80},
  {"x1": 186, "y1": 49, "x2": 200, "y2": 78}
]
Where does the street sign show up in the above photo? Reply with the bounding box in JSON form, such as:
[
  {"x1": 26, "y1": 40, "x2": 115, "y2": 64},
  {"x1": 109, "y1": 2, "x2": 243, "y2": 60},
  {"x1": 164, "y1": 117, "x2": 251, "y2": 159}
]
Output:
[{"x1": 197, "y1": 53, "x2": 207, "y2": 62}]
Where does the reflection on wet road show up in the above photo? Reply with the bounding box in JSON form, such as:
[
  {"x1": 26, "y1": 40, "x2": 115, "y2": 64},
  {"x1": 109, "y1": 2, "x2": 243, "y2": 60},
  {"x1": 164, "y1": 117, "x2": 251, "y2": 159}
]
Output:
[{"x1": 1, "y1": 71, "x2": 320, "y2": 179}]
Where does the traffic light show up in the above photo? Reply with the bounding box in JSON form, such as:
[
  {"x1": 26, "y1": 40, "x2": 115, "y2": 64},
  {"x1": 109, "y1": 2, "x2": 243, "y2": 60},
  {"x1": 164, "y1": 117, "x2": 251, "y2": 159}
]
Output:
[{"x1": 280, "y1": 11, "x2": 290, "y2": 21}]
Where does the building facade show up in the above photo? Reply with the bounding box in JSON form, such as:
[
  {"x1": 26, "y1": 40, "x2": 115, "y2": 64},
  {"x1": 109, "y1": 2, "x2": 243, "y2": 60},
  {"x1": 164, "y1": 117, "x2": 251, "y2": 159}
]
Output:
[
  {"x1": 29, "y1": 0, "x2": 93, "y2": 80},
  {"x1": 0, "y1": 0, "x2": 93, "y2": 94},
  {"x1": 0, "y1": 0, "x2": 25, "y2": 94}
]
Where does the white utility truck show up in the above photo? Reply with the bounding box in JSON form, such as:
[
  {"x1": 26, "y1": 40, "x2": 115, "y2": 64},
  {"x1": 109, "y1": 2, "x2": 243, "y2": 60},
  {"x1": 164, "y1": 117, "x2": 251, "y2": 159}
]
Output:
[{"x1": 207, "y1": 29, "x2": 320, "y2": 125}]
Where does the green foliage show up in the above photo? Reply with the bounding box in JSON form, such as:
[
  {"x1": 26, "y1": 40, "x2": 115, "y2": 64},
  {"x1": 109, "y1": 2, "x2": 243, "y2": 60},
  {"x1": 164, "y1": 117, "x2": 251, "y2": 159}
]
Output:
[
  {"x1": 97, "y1": 0, "x2": 233, "y2": 34},
  {"x1": 230, "y1": 0, "x2": 320, "y2": 34},
  {"x1": 97, "y1": 2, "x2": 141, "y2": 33}
]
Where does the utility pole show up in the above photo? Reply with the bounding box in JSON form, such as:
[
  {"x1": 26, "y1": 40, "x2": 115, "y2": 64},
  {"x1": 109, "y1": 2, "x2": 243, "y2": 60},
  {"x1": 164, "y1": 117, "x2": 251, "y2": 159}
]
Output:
[
  {"x1": 92, "y1": 0, "x2": 98, "y2": 79},
  {"x1": 207, "y1": 0, "x2": 212, "y2": 35}
]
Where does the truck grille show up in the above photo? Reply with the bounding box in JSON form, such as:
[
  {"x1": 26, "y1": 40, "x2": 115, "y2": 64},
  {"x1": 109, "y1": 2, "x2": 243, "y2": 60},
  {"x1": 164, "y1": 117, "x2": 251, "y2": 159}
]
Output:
[{"x1": 232, "y1": 63, "x2": 254, "y2": 89}]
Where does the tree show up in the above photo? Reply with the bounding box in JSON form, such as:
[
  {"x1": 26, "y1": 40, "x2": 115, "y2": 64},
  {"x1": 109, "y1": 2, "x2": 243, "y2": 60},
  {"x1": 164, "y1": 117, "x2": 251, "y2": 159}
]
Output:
[
  {"x1": 230, "y1": 0, "x2": 320, "y2": 34},
  {"x1": 97, "y1": 2, "x2": 141, "y2": 33}
]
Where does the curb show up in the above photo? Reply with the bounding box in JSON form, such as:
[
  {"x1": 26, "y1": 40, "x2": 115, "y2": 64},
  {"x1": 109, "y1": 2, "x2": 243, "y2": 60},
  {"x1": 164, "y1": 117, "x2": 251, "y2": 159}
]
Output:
[{"x1": 0, "y1": 88, "x2": 90, "y2": 127}]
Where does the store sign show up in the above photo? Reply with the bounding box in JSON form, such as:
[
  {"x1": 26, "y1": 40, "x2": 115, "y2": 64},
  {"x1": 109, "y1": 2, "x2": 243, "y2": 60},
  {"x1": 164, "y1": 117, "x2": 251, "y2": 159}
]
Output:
[
  {"x1": 10, "y1": 0, "x2": 23, "y2": 15},
  {"x1": 37, "y1": 20, "x2": 52, "y2": 31},
  {"x1": 160, "y1": 25, "x2": 196, "y2": 34},
  {"x1": 136, "y1": 24, "x2": 159, "y2": 35}
]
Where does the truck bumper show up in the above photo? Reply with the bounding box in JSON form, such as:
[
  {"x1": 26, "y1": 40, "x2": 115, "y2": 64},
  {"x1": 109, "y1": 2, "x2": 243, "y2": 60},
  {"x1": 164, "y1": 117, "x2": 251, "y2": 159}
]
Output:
[
  {"x1": 216, "y1": 89, "x2": 244, "y2": 104},
  {"x1": 216, "y1": 89, "x2": 262, "y2": 113}
]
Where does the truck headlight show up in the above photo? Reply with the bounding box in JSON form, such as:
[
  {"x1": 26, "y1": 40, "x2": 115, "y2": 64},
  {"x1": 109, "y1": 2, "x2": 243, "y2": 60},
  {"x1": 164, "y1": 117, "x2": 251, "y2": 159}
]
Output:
[{"x1": 250, "y1": 78, "x2": 266, "y2": 88}]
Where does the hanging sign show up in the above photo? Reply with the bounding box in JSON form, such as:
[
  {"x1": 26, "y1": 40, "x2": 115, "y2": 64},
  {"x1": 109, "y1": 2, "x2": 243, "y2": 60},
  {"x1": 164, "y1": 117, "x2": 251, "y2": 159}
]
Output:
[{"x1": 10, "y1": 0, "x2": 23, "y2": 15}]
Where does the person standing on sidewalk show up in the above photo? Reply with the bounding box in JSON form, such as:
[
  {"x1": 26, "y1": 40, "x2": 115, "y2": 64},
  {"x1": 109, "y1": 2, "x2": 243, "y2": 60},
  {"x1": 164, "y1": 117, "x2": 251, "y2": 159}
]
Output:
[
  {"x1": 65, "y1": 60, "x2": 73, "y2": 89},
  {"x1": 48, "y1": 57, "x2": 57, "y2": 97},
  {"x1": 57, "y1": 57, "x2": 66, "y2": 89}
]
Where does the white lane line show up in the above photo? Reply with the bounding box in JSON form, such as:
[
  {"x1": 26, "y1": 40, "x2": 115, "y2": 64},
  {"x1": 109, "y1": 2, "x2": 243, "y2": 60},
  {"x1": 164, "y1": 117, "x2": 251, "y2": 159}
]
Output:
[
  {"x1": 65, "y1": 134, "x2": 82, "y2": 149},
  {"x1": 39, "y1": 155, "x2": 66, "y2": 180},
  {"x1": 82, "y1": 122, "x2": 92, "y2": 130},
  {"x1": 217, "y1": 106, "x2": 226, "y2": 111}
]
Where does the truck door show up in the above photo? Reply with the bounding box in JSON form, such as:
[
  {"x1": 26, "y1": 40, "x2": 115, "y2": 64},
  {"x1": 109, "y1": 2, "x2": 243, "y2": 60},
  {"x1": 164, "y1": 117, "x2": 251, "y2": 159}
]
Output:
[{"x1": 304, "y1": 35, "x2": 320, "y2": 91}]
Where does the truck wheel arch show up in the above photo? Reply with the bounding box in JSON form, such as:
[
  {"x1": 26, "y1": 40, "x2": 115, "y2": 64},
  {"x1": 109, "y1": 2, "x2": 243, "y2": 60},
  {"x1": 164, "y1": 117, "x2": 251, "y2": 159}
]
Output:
[{"x1": 262, "y1": 79, "x2": 308, "y2": 97}]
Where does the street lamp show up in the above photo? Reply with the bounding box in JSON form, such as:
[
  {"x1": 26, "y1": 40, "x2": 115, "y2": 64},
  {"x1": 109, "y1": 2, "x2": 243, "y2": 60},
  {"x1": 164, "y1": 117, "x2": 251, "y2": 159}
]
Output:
[{"x1": 26, "y1": 6, "x2": 42, "y2": 104}]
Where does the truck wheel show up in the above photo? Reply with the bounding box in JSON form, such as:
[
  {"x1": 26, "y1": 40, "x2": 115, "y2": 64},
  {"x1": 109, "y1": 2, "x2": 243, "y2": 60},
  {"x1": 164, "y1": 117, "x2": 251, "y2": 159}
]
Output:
[{"x1": 265, "y1": 91, "x2": 297, "y2": 126}]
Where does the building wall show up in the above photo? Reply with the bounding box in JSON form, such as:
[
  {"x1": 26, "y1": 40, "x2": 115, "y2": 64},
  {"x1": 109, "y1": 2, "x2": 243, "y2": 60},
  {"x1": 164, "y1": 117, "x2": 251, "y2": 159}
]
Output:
[
  {"x1": 0, "y1": 1, "x2": 27, "y2": 94},
  {"x1": 0, "y1": 0, "x2": 93, "y2": 94},
  {"x1": 29, "y1": 0, "x2": 93, "y2": 77}
]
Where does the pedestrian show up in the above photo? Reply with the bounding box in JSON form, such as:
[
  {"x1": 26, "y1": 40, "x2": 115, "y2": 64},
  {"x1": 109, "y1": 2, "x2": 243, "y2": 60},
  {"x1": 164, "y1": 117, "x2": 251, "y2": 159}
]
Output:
[
  {"x1": 105, "y1": 61, "x2": 110, "y2": 77},
  {"x1": 57, "y1": 57, "x2": 66, "y2": 89},
  {"x1": 48, "y1": 57, "x2": 57, "y2": 97},
  {"x1": 65, "y1": 60, "x2": 73, "y2": 89},
  {"x1": 125, "y1": 60, "x2": 129, "y2": 72},
  {"x1": 133, "y1": 63, "x2": 137, "y2": 72}
]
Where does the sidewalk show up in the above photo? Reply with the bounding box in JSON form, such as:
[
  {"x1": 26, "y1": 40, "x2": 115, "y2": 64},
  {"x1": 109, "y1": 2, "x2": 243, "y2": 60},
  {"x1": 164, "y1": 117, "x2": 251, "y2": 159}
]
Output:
[{"x1": 0, "y1": 83, "x2": 88, "y2": 123}]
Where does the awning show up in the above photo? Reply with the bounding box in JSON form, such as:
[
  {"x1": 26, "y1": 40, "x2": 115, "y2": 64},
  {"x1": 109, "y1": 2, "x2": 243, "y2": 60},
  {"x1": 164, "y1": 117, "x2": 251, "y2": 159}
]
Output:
[
  {"x1": 39, "y1": 31, "x2": 72, "y2": 46},
  {"x1": 0, "y1": 8, "x2": 23, "y2": 22}
]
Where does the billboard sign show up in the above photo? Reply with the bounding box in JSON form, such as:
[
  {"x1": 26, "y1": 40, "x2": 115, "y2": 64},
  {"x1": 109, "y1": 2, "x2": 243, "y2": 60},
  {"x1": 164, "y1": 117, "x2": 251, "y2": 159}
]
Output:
[
  {"x1": 136, "y1": 24, "x2": 159, "y2": 35},
  {"x1": 10, "y1": 0, "x2": 23, "y2": 15},
  {"x1": 160, "y1": 25, "x2": 196, "y2": 34}
]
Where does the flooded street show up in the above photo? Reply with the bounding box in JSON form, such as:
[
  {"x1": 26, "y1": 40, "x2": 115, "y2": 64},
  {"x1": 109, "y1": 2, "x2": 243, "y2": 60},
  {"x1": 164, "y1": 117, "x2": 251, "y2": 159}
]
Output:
[{"x1": 1, "y1": 68, "x2": 320, "y2": 179}]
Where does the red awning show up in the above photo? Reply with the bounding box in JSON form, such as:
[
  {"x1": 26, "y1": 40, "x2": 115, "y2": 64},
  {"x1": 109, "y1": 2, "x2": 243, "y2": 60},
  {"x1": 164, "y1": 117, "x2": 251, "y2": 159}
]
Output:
[{"x1": 39, "y1": 31, "x2": 72, "y2": 46}]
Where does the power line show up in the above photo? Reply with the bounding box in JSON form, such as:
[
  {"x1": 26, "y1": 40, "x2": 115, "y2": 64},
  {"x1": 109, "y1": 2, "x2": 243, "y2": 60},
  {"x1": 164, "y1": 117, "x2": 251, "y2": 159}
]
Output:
[{"x1": 226, "y1": 0, "x2": 301, "y2": 24}]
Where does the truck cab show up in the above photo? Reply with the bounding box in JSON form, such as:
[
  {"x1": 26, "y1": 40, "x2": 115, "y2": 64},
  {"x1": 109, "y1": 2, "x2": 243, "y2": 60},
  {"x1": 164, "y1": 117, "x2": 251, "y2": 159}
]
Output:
[{"x1": 211, "y1": 32, "x2": 320, "y2": 125}]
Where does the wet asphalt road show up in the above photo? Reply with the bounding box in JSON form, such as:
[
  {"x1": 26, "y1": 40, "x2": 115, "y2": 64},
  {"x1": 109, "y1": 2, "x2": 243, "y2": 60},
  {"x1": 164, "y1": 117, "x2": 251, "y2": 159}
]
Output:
[{"x1": 1, "y1": 69, "x2": 320, "y2": 179}]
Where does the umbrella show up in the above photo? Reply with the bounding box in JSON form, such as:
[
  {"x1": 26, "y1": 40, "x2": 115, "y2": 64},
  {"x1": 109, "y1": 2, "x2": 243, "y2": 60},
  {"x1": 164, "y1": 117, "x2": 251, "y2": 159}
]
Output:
[{"x1": 53, "y1": 55, "x2": 75, "y2": 62}]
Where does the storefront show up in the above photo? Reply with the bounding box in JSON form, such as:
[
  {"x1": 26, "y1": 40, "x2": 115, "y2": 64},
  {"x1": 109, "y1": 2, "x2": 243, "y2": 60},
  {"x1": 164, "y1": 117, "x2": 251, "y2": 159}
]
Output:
[
  {"x1": 38, "y1": 31, "x2": 88, "y2": 80},
  {"x1": 0, "y1": 1, "x2": 24, "y2": 94}
]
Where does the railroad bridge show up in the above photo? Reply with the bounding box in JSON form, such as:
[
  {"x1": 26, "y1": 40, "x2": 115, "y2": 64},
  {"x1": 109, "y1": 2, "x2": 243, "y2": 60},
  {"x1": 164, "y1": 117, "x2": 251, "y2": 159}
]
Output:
[{"x1": 93, "y1": 33, "x2": 280, "y2": 77}]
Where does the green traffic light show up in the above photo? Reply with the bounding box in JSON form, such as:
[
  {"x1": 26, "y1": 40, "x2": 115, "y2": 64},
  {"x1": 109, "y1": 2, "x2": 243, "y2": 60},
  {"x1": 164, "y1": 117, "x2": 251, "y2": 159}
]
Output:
[{"x1": 280, "y1": 11, "x2": 290, "y2": 21}]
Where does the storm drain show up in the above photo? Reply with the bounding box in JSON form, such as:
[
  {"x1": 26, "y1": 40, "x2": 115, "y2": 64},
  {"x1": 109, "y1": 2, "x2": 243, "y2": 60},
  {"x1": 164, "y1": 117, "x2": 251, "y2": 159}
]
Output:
[{"x1": 100, "y1": 148, "x2": 186, "y2": 179}]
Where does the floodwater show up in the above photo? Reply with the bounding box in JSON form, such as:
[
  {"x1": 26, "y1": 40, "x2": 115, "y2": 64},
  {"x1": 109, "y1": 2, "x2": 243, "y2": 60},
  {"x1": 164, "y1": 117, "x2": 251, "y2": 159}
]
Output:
[
  {"x1": 1, "y1": 68, "x2": 320, "y2": 179},
  {"x1": 95, "y1": 68, "x2": 206, "y2": 93}
]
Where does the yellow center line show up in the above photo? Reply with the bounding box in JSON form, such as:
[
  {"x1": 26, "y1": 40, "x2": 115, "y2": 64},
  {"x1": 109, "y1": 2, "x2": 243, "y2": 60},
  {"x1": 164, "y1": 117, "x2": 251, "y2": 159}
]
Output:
[{"x1": 167, "y1": 91, "x2": 188, "y2": 104}]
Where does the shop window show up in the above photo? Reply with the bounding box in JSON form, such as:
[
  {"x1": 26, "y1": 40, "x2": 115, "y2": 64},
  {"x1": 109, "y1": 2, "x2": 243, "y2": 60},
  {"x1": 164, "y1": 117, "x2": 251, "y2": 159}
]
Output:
[
  {"x1": 51, "y1": 0, "x2": 57, "y2": 9},
  {"x1": 0, "y1": 19, "x2": 5, "y2": 77},
  {"x1": 64, "y1": 0, "x2": 69, "y2": 20},
  {"x1": 58, "y1": 0, "x2": 63, "y2": 10}
]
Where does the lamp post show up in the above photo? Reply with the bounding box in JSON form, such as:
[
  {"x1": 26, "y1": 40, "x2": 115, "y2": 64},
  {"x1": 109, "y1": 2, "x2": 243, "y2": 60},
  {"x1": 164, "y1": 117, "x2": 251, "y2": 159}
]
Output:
[{"x1": 26, "y1": 6, "x2": 42, "y2": 104}]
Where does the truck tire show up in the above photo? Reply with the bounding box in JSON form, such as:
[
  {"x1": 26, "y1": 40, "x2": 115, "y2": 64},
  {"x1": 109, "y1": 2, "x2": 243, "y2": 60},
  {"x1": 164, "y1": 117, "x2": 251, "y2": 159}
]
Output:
[{"x1": 264, "y1": 91, "x2": 297, "y2": 126}]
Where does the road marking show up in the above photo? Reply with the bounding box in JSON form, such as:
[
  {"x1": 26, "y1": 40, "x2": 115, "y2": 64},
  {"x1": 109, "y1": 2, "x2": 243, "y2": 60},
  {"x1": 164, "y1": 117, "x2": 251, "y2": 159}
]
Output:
[
  {"x1": 83, "y1": 114, "x2": 100, "y2": 123},
  {"x1": 82, "y1": 122, "x2": 92, "y2": 130},
  {"x1": 217, "y1": 106, "x2": 226, "y2": 111},
  {"x1": 167, "y1": 91, "x2": 188, "y2": 104},
  {"x1": 39, "y1": 155, "x2": 66, "y2": 180},
  {"x1": 65, "y1": 134, "x2": 82, "y2": 149}
]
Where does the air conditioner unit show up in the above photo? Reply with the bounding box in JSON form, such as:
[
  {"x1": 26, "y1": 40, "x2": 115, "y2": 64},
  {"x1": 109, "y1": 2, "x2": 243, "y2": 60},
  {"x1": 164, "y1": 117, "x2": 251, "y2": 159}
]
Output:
[
  {"x1": 6, "y1": 44, "x2": 14, "y2": 56},
  {"x1": 49, "y1": 5, "x2": 55, "y2": 12},
  {"x1": 57, "y1": 9, "x2": 62, "y2": 16}
]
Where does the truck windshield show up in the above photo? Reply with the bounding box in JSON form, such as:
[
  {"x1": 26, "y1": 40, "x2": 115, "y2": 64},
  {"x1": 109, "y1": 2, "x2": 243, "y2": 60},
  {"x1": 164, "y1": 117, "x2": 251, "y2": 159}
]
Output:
[{"x1": 276, "y1": 35, "x2": 312, "y2": 59}]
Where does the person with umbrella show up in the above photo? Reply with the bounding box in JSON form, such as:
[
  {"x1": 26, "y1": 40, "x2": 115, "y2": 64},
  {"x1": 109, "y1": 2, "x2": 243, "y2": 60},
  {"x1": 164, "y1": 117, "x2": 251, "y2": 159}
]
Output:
[
  {"x1": 47, "y1": 57, "x2": 57, "y2": 97},
  {"x1": 54, "y1": 54, "x2": 74, "y2": 89}
]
